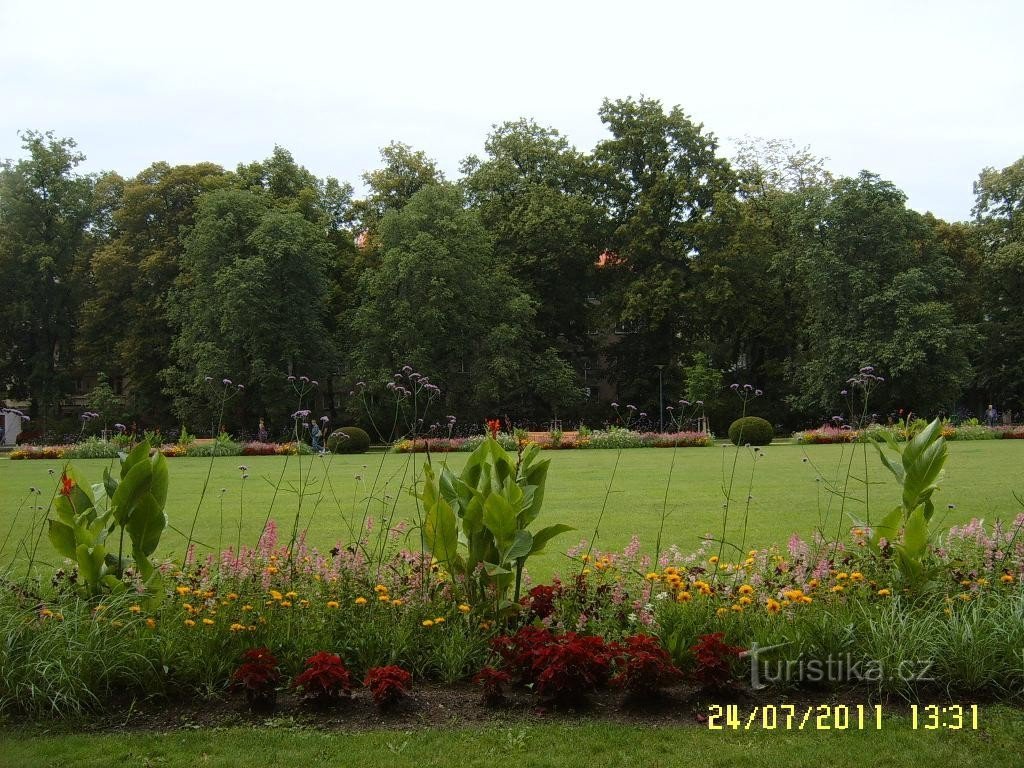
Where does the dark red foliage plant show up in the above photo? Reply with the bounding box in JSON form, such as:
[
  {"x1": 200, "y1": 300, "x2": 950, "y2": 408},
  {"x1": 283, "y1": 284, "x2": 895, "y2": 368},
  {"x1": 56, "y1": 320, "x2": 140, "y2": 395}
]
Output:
[
  {"x1": 293, "y1": 651, "x2": 353, "y2": 708},
  {"x1": 492, "y1": 625, "x2": 555, "y2": 684},
  {"x1": 232, "y1": 646, "x2": 281, "y2": 712},
  {"x1": 690, "y1": 633, "x2": 745, "y2": 692},
  {"x1": 473, "y1": 666, "x2": 512, "y2": 707},
  {"x1": 611, "y1": 634, "x2": 683, "y2": 696},
  {"x1": 531, "y1": 633, "x2": 617, "y2": 703},
  {"x1": 520, "y1": 584, "x2": 559, "y2": 620},
  {"x1": 363, "y1": 665, "x2": 412, "y2": 709}
]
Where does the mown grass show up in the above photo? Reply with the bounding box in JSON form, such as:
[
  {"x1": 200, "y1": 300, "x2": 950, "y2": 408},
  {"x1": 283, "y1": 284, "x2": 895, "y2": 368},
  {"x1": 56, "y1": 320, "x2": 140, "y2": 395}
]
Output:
[
  {"x1": 3, "y1": 441, "x2": 1023, "y2": 581},
  {"x1": 2, "y1": 711, "x2": 1023, "y2": 768}
]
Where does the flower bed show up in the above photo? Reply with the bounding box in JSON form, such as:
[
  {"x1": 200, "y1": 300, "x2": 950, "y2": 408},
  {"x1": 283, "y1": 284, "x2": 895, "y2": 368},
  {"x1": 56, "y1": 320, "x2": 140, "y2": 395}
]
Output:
[
  {"x1": 8, "y1": 440, "x2": 311, "y2": 459},
  {"x1": 392, "y1": 429, "x2": 714, "y2": 453}
]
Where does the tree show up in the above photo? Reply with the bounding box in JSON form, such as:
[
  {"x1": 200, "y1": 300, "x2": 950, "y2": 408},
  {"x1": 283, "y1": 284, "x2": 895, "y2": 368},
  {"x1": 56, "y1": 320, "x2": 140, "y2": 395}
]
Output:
[
  {"x1": 0, "y1": 131, "x2": 94, "y2": 419},
  {"x1": 350, "y1": 184, "x2": 581, "y2": 425},
  {"x1": 354, "y1": 142, "x2": 444, "y2": 233},
  {"x1": 163, "y1": 188, "x2": 336, "y2": 431},
  {"x1": 462, "y1": 119, "x2": 609, "y2": 392},
  {"x1": 592, "y1": 97, "x2": 738, "y2": 409},
  {"x1": 787, "y1": 172, "x2": 975, "y2": 419},
  {"x1": 973, "y1": 157, "x2": 1024, "y2": 413},
  {"x1": 78, "y1": 161, "x2": 228, "y2": 424}
]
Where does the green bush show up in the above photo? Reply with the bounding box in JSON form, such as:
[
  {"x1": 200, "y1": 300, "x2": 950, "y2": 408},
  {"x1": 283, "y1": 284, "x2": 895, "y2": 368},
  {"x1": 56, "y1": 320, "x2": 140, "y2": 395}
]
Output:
[
  {"x1": 328, "y1": 426, "x2": 370, "y2": 454},
  {"x1": 185, "y1": 433, "x2": 243, "y2": 457},
  {"x1": 727, "y1": 416, "x2": 773, "y2": 446},
  {"x1": 62, "y1": 437, "x2": 121, "y2": 459}
]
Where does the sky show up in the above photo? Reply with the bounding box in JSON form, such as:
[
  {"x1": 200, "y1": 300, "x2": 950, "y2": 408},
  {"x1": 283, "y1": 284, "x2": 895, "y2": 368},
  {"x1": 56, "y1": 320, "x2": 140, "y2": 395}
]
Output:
[{"x1": 1, "y1": 0, "x2": 1021, "y2": 222}]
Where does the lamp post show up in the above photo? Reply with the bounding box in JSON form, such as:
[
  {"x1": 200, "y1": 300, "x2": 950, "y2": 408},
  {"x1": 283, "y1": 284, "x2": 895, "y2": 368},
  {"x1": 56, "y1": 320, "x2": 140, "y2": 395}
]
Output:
[{"x1": 655, "y1": 364, "x2": 665, "y2": 432}]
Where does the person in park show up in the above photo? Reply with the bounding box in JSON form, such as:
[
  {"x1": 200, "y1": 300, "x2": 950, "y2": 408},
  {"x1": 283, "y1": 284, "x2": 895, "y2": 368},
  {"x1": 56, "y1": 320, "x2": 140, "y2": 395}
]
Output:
[
  {"x1": 986, "y1": 404, "x2": 998, "y2": 427},
  {"x1": 309, "y1": 419, "x2": 323, "y2": 453},
  {"x1": 257, "y1": 417, "x2": 268, "y2": 442}
]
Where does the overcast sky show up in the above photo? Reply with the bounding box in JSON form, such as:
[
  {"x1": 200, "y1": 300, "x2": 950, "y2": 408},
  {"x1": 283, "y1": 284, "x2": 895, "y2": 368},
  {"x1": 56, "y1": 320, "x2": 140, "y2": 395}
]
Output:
[{"x1": 2, "y1": 0, "x2": 1021, "y2": 222}]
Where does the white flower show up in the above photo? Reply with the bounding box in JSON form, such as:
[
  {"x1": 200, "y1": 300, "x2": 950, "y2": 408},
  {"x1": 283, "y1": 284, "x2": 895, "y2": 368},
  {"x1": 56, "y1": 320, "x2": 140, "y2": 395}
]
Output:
[
  {"x1": 627, "y1": 612, "x2": 638, "y2": 623},
  {"x1": 655, "y1": 591, "x2": 669, "y2": 601}
]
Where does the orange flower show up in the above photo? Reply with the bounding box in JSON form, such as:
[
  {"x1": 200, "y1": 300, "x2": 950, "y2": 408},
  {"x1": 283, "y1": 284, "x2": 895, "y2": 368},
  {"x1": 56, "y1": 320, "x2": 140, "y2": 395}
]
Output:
[{"x1": 59, "y1": 472, "x2": 75, "y2": 497}]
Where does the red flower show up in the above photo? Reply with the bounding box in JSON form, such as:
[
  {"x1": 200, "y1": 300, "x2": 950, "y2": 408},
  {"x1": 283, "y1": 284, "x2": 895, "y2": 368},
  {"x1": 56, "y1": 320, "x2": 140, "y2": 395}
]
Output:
[
  {"x1": 486, "y1": 419, "x2": 501, "y2": 439},
  {"x1": 59, "y1": 472, "x2": 75, "y2": 497}
]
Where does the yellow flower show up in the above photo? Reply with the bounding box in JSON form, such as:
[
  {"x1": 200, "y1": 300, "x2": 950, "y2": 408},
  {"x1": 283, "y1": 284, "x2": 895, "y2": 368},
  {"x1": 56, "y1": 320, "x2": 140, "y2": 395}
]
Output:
[
  {"x1": 766, "y1": 598, "x2": 782, "y2": 614},
  {"x1": 807, "y1": 578, "x2": 819, "y2": 588},
  {"x1": 175, "y1": 586, "x2": 190, "y2": 596},
  {"x1": 1001, "y1": 573, "x2": 1015, "y2": 584},
  {"x1": 836, "y1": 572, "x2": 849, "y2": 580},
  {"x1": 645, "y1": 572, "x2": 660, "y2": 582},
  {"x1": 378, "y1": 594, "x2": 390, "y2": 602},
  {"x1": 730, "y1": 604, "x2": 744, "y2": 613},
  {"x1": 458, "y1": 604, "x2": 471, "y2": 614},
  {"x1": 374, "y1": 584, "x2": 389, "y2": 593},
  {"x1": 230, "y1": 623, "x2": 245, "y2": 632},
  {"x1": 850, "y1": 572, "x2": 864, "y2": 581},
  {"x1": 831, "y1": 585, "x2": 844, "y2": 593},
  {"x1": 391, "y1": 598, "x2": 404, "y2": 607},
  {"x1": 976, "y1": 578, "x2": 988, "y2": 586},
  {"x1": 422, "y1": 619, "x2": 435, "y2": 627},
  {"x1": 676, "y1": 591, "x2": 692, "y2": 602},
  {"x1": 877, "y1": 588, "x2": 891, "y2": 596},
  {"x1": 959, "y1": 593, "x2": 972, "y2": 602},
  {"x1": 581, "y1": 569, "x2": 591, "y2": 576},
  {"x1": 708, "y1": 556, "x2": 719, "y2": 565},
  {"x1": 129, "y1": 605, "x2": 142, "y2": 614},
  {"x1": 285, "y1": 591, "x2": 298, "y2": 599},
  {"x1": 266, "y1": 566, "x2": 279, "y2": 575},
  {"x1": 960, "y1": 579, "x2": 973, "y2": 587},
  {"x1": 580, "y1": 554, "x2": 591, "y2": 562},
  {"x1": 299, "y1": 599, "x2": 309, "y2": 608},
  {"x1": 715, "y1": 607, "x2": 729, "y2": 617},
  {"x1": 663, "y1": 566, "x2": 678, "y2": 576},
  {"x1": 355, "y1": 597, "x2": 367, "y2": 605},
  {"x1": 326, "y1": 600, "x2": 340, "y2": 609},
  {"x1": 738, "y1": 584, "x2": 754, "y2": 596},
  {"x1": 784, "y1": 589, "x2": 804, "y2": 601},
  {"x1": 146, "y1": 618, "x2": 157, "y2": 629},
  {"x1": 435, "y1": 616, "x2": 445, "y2": 624},
  {"x1": 279, "y1": 600, "x2": 292, "y2": 608},
  {"x1": 743, "y1": 557, "x2": 755, "y2": 567},
  {"x1": 184, "y1": 619, "x2": 196, "y2": 628},
  {"x1": 202, "y1": 618, "x2": 215, "y2": 626},
  {"x1": 242, "y1": 604, "x2": 253, "y2": 612},
  {"x1": 227, "y1": 593, "x2": 239, "y2": 600},
  {"x1": 738, "y1": 596, "x2": 753, "y2": 606},
  {"x1": 269, "y1": 590, "x2": 283, "y2": 601},
  {"x1": 183, "y1": 603, "x2": 195, "y2": 613},
  {"x1": 799, "y1": 595, "x2": 813, "y2": 604}
]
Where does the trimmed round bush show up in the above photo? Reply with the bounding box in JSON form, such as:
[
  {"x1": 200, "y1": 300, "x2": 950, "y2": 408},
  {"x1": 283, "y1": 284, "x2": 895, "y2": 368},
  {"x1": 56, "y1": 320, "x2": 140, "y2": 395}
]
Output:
[
  {"x1": 728, "y1": 416, "x2": 774, "y2": 446},
  {"x1": 327, "y1": 426, "x2": 370, "y2": 454}
]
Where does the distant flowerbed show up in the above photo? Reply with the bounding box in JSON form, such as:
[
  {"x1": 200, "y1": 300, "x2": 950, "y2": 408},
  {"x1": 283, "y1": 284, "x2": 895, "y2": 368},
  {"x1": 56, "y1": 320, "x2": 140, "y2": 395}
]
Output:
[
  {"x1": 8, "y1": 439, "x2": 310, "y2": 460},
  {"x1": 392, "y1": 429, "x2": 713, "y2": 453},
  {"x1": 794, "y1": 422, "x2": 1024, "y2": 444}
]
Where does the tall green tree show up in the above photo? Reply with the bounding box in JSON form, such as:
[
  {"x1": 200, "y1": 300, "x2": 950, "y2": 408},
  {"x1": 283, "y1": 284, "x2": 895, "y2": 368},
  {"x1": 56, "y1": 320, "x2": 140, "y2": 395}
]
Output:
[
  {"x1": 162, "y1": 188, "x2": 336, "y2": 432},
  {"x1": 463, "y1": 119, "x2": 609, "y2": 388},
  {"x1": 0, "y1": 131, "x2": 95, "y2": 418},
  {"x1": 350, "y1": 183, "x2": 581, "y2": 425},
  {"x1": 592, "y1": 97, "x2": 738, "y2": 410},
  {"x1": 973, "y1": 157, "x2": 1024, "y2": 413},
  {"x1": 78, "y1": 161, "x2": 228, "y2": 424},
  {"x1": 354, "y1": 142, "x2": 444, "y2": 235},
  {"x1": 787, "y1": 172, "x2": 975, "y2": 419}
]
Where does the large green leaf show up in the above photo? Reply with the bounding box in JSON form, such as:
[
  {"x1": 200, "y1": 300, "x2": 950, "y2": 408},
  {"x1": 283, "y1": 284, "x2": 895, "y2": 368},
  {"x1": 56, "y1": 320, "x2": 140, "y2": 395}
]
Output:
[
  {"x1": 126, "y1": 493, "x2": 166, "y2": 557},
  {"x1": 423, "y1": 495, "x2": 460, "y2": 568},
  {"x1": 76, "y1": 543, "x2": 105, "y2": 593},
  {"x1": 483, "y1": 493, "x2": 517, "y2": 547},
  {"x1": 47, "y1": 520, "x2": 77, "y2": 559},
  {"x1": 120, "y1": 440, "x2": 152, "y2": 480},
  {"x1": 518, "y1": 457, "x2": 549, "y2": 526},
  {"x1": 902, "y1": 505, "x2": 929, "y2": 559},
  {"x1": 502, "y1": 529, "x2": 534, "y2": 564},
  {"x1": 530, "y1": 524, "x2": 575, "y2": 555},
  {"x1": 111, "y1": 457, "x2": 153, "y2": 525},
  {"x1": 149, "y1": 450, "x2": 169, "y2": 511},
  {"x1": 870, "y1": 506, "x2": 903, "y2": 551}
]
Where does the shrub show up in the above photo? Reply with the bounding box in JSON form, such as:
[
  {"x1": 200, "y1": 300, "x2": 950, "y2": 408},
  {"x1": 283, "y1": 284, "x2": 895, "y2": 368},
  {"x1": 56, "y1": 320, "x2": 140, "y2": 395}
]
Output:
[
  {"x1": 612, "y1": 634, "x2": 683, "y2": 695},
  {"x1": 232, "y1": 647, "x2": 281, "y2": 712},
  {"x1": 293, "y1": 651, "x2": 353, "y2": 708},
  {"x1": 185, "y1": 434, "x2": 243, "y2": 457},
  {"x1": 363, "y1": 665, "x2": 412, "y2": 709},
  {"x1": 520, "y1": 584, "x2": 559, "y2": 620},
  {"x1": 644, "y1": 431, "x2": 714, "y2": 448},
  {"x1": 492, "y1": 625, "x2": 556, "y2": 684},
  {"x1": 581, "y1": 427, "x2": 645, "y2": 449},
  {"x1": 242, "y1": 441, "x2": 280, "y2": 456},
  {"x1": 689, "y1": 633, "x2": 745, "y2": 692},
  {"x1": 532, "y1": 633, "x2": 617, "y2": 702},
  {"x1": 727, "y1": 416, "x2": 773, "y2": 446},
  {"x1": 793, "y1": 425, "x2": 858, "y2": 444},
  {"x1": 473, "y1": 666, "x2": 512, "y2": 707},
  {"x1": 62, "y1": 437, "x2": 121, "y2": 459},
  {"x1": 327, "y1": 426, "x2": 370, "y2": 454}
]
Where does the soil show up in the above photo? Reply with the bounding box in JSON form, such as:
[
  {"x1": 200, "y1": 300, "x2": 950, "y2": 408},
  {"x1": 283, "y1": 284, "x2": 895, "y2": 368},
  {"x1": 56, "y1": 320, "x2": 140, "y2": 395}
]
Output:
[{"x1": 4, "y1": 684, "x2": 1006, "y2": 735}]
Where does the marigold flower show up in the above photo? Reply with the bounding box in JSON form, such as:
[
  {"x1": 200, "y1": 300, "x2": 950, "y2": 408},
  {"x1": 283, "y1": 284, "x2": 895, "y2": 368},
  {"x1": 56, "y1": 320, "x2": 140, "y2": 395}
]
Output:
[
  {"x1": 766, "y1": 598, "x2": 782, "y2": 614},
  {"x1": 434, "y1": 617, "x2": 445, "y2": 624},
  {"x1": 738, "y1": 596, "x2": 753, "y2": 606},
  {"x1": 266, "y1": 566, "x2": 279, "y2": 575},
  {"x1": 850, "y1": 572, "x2": 863, "y2": 581},
  {"x1": 391, "y1": 598, "x2": 404, "y2": 607},
  {"x1": 831, "y1": 585, "x2": 844, "y2": 593},
  {"x1": 1001, "y1": 573, "x2": 1015, "y2": 584},
  {"x1": 458, "y1": 604, "x2": 471, "y2": 613},
  {"x1": 378, "y1": 594, "x2": 390, "y2": 602},
  {"x1": 959, "y1": 593, "x2": 972, "y2": 601},
  {"x1": 708, "y1": 556, "x2": 719, "y2": 564},
  {"x1": 230, "y1": 623, "x2": 245, "y2": 632},
  {"x1": 807, "y1": 578, "x2": 819, "y2": 588},
  {"x1": 799, "y1": 595, "x2": 813, "y2": 604},
  {"x1": 716, "y1": 607, "x2": 729, "y2": 617},
  {"x1": 877, "y1": 588, "x2": 891, "y2": 596},
  {"x1": 422, "y1": 619, "x2": 434, "y2": 627},
  {"x1": 326, "y1": 600, "x2": 340, "y2": 609},
  {"x1": 227, "y1": 593, "x2": 239, "y2": 600},
  {"x1": 738, "y1": 584, "x2": 754, "y2": 595},
  {"x1": 355, "y1": 597, "x2": 367, "y2": 605},
  {"x1": 285, "y1": 591, "x2": 298, "y2": 599},
  {"x1": 677, "y1": 591, "x2": 692, "y2": 602},
  {"x1": 202, "y1": 618, "x2": 215, "y2": 626},
  {"x1": 184, "y1": 619, "x2": 196, "y2": 627},
  {"x1": 280, "y1": 600, "x2": 292, "y2": 608},
  {"x1": 146, "y1": 618, "x2": 157, "y2": 629},
  {"x1": 784, "y1": 589, "x2": 804, "y2": 601},
  {"x1": 242, "y1": 604, "x2": 253, "y2": 611},
  {"x1": 645, "y1": 572, "x2": 660, "y2": 581},
  {"x1": 129, "y1": 605, "x2": 142, "y2": 614},
  {"x1": 175, "y1": 586, "x2": 190, "y2": 596},
  {"x1": 270, "y1": 590, "x2": 283, "y2": 601}
]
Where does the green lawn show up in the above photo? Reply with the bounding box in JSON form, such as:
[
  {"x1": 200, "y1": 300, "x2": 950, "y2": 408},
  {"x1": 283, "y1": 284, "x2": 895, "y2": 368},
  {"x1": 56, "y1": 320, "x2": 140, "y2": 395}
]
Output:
[
  {"x1": 2, "y1": 712, "x2": 1023, "y2": 768},
  {"x1": 3, "y1": 441, "x2": 1023, "y2": 581}
]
